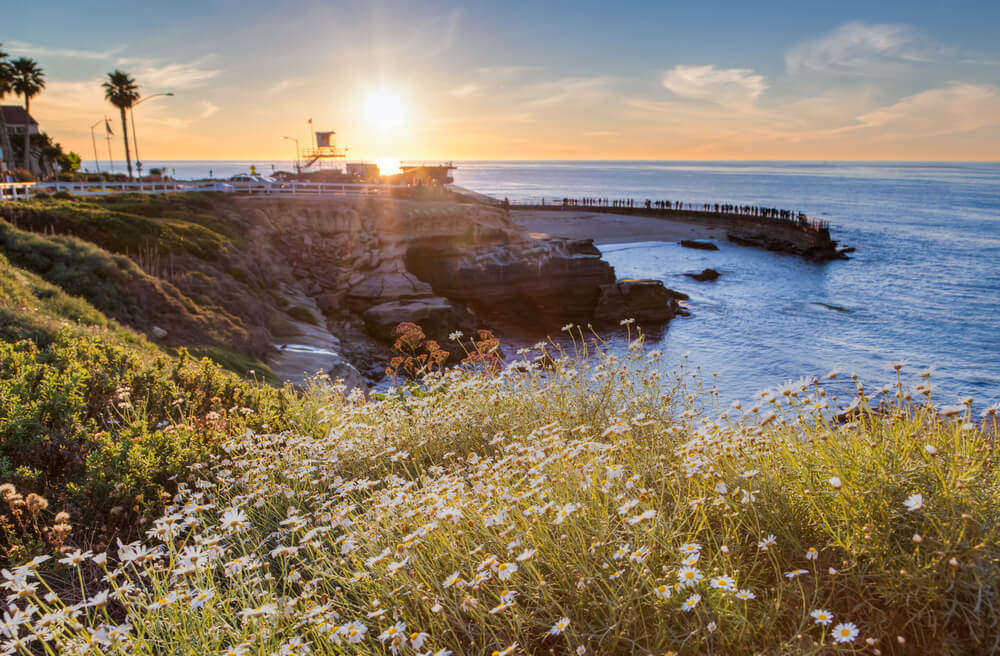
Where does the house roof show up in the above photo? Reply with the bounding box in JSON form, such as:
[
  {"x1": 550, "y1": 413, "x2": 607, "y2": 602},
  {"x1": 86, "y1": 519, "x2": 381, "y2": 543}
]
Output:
[{"x1": 1, "y1": 106, "x2": 38, "y2": 125}]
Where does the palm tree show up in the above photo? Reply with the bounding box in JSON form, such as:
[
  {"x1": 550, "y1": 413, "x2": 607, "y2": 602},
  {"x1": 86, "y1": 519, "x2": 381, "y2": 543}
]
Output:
[
  {"x1": 10, "y1": 57, "x2": 45, "y2": 173},
  {"x1": 0, "y1": 44, "x2": 16, "y2": 174},
  {"x1": 102, "y1": 70, "x2": 139, "y2": 179}
]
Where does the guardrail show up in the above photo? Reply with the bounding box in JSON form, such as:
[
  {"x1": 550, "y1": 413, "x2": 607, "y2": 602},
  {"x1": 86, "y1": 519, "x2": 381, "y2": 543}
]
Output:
[{"x1": 0, "y1": 180, "x2": 408, "y2": 200}]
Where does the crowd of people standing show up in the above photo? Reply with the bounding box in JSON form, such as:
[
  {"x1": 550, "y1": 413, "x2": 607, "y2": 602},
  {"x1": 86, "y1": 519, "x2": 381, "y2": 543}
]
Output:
[{"x1": 537, "y1": 196, "x2": 820, "y2": 227}]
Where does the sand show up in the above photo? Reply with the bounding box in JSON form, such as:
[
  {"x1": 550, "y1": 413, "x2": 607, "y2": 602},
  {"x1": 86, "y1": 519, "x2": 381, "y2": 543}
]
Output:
[{"x1": 510, "y1": 209, "x2": 726, "y2": 245}]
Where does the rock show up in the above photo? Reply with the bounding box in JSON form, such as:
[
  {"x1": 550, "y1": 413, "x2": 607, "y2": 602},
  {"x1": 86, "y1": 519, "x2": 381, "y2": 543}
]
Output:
[
  {"x1": 594, "y1": 279, "x2": 680, "y2": 324},
  {"x1": 151, "y1": 326, "x2": 168, "y2": 340},
  {"x1": 680, "y1": 239, "x2": 719, "y2": 251},
  {"x1": 346, "y1": 271, "x2": 435, "y2": 311},
  {"x1": 405, "y1": 237, "x2": 615, "y2": 323},
  {"x1": 363, "y1": 297, "x2": 473, "y2": 342},
  {"x1": 315, "y1": 292, "x2": 344, "y2": 314},
  {"x1": 685, "y1": 268, "x2": 721, "y2": 282},
  {"x1": 664, "y1": 288, "x2": 689, "y2": 301},
  {"x1": 326, "y1": 359, "x2": 367, "y2": 395}
]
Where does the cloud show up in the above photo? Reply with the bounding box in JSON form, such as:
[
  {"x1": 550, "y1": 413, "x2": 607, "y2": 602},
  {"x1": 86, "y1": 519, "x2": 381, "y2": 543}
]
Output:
[
  {"x1": 518, "y1": 75, "x2": 617, "y2": 107},
  {"x1": 662, "y1": 65, "x2": 766, "y2": 109},
  {"x1": 199, "y1": 101, "x2": 219, "y2": 119},
  {"x1": 267, "y1": 77, "x2": 309, "y2": 94},
  {"x1": 785, "y1": 21, "x2": 931, "y2": 75},
  {"x1": 450, "y1": 83, "x2": 481, "y2": 98},
  {"x1": 6, "y1": 41, "x2": 125, "y2": 60},
  {"x1": 115, "y1": 57, "x2": 221, "y2": 89},
  {"x1": 854, "y1": 83, "x2": 1000, "y2": 136}
]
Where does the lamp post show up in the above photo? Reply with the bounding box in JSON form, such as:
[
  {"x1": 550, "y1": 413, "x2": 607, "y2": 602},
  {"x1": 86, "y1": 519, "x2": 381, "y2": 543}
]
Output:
[
  {"x1": 89, "y1": 119, "x2": 104, "y2": 175},
  {"x1": 129, "y1": 92, "x2": 174, "y2": 180},
  {"x1": 283, "y1": 136, "x2": 301, "y2": 174}
]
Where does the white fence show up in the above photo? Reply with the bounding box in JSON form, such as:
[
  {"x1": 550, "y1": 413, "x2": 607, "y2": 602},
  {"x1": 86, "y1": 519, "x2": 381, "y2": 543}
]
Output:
[{"x1": 0, "y1": 180, "x2": 406, "y2": 201}]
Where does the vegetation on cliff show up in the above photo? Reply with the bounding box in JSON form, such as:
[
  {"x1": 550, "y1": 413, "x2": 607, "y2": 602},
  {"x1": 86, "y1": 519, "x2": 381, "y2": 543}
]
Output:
[{"x1": 2, "y1": 319, "x2": 997, "y2": 654}]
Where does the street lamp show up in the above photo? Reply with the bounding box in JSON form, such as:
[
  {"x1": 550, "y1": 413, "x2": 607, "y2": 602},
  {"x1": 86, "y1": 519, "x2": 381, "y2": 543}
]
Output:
[
  {"x1": 130, "y1": 92, "x2": 174, "y2": 179},
  {"x1": 283, "y1": 136, "x2": 301, "y2": 174},
  {"x1": 89, "y1": 119, "x2": 104, "y2": 175}
]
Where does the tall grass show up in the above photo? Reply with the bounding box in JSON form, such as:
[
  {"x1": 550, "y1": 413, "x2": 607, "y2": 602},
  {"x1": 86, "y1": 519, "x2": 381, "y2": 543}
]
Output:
[{"x1": 3, "y1": 330, "x2": 998, "y2": 655}]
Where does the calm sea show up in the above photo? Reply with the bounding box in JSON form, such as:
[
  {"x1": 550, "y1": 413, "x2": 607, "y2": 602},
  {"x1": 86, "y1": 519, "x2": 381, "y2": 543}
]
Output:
[{"x1": 88, "y1": 160, "x2": 1000, "y2": 404}]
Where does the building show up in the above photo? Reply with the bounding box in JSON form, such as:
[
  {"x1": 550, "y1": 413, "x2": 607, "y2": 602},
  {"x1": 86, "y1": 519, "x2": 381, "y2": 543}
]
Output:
[
  {"x1": 1, "y1": 106, "x2": 45, "y2": 175},
  {"x1": 1, "y1": 106, "x2": 40, "y2": 137},
  {"x1": 399, "y1": 163, "x2": 456, "y2": 185},
  {"x1": 346, "y1": 162, "x2": 380, "y2": 181}
]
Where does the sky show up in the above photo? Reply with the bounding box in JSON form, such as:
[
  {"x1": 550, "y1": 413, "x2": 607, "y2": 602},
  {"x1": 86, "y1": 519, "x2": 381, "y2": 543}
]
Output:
[{"x1": 5, "y1": 0, "x2": 1000, "y2": 162}]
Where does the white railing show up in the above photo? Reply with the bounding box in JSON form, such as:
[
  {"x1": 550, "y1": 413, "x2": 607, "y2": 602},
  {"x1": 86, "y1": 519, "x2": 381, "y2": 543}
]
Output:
[{"x1": 1, "y1": 180, "x2": 408, "y2": 200}]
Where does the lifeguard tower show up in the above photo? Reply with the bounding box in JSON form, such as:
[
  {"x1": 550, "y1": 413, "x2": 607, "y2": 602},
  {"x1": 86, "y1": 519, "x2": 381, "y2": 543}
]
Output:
[{"x1": 301, "y1": 130, "x2": 347, "y2": 171}]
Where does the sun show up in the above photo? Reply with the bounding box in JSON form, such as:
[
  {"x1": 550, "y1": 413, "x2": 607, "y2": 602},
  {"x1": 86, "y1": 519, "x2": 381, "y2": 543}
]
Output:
[{"x1": 362, "y1": 89, "x2": 406, "y2": 133}]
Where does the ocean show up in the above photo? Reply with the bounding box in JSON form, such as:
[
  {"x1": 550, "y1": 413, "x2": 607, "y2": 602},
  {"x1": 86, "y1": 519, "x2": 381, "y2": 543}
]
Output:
[
  {"x1": 85, "y1": 159, "x2": 1000, "y2": 405},
  {"x1": 452, "y1": 161, "x2": 1000, "y2": 405}
]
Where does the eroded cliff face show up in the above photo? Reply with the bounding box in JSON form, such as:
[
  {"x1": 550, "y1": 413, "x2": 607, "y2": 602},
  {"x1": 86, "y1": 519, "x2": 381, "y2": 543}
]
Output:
[{"x1": 216, "y1": 197, "x2": 677, "y2": 384}]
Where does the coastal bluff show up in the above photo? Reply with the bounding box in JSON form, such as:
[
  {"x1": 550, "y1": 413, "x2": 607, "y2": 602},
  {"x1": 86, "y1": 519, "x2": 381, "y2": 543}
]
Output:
[{"x1": 222, "y1": 196, "x2": 681, "y2": 382}]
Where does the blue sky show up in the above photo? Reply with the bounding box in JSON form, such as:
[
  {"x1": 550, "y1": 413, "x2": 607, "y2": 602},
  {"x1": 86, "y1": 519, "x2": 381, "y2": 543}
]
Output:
[{"x1": 6, "y1": 0, "x2": 1000, "y2": 159}]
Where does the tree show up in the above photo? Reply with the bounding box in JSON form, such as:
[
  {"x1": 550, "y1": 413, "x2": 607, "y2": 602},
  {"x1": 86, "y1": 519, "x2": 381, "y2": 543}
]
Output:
[
  {"x1": 0, "y1": 44, "x2": 15, "y2": 174},
  {"x1": 58, "y1": 150, "x2": 81, "y2": 174},
  {"x1": 102, "y1": 70, "x2": 139, "y2": 180},
  {"x1": 10, "y1": 57, "x2": 45, "y2": 173}
]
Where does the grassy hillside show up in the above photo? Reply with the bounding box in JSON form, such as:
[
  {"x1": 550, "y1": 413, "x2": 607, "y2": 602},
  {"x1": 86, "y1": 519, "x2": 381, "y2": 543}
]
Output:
[
  {"x1": 0, "y1": 251, "x2": 311, "y2": 563},
  {"x1": 3, "y1": 328, "x2": 998, "y2": 655}
]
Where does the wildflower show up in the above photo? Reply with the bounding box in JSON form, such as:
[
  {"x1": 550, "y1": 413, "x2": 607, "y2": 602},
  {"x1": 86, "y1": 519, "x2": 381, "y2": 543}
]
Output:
[
  {"x1": 340, "y1": 620, "x2": 368, "y2": 643},
  {"x1": 379, "y1": 621, "x2": 406, "y2": 643},
  {"x1": 443, "y1": 572, "x2": 462, "y2": 588},
  {"x1": 757, "y1": 535, "x2": 776, "y2": 551},
  {"x1": 577, "y1": 647, "x2": 586, "y2": 655},
  {"x1": 653, "y1": 584, "x2": 672, "y2": 599},
  {"x1": 626, "y1": 509, "x2": 656, "y2": 525},
  {"x1": 681, "y1": 593, "x2": 701, "y2": 611},
  {"x1": 924, "y1": 444, "x2": 938, "y2": 455},
  {"x1": 785, "y1": 569, "x2": 808, "y2": 578},
  {"x1": 805, "y1": 547, "x2": 818, "y2": 561},
  {"x1": 449, "y1": 331, "x2": 464, "y2": 340},
  {"x1": 561, "y1": 324, "x2": 574, "y2": 332},
  {"x1": 496, "y1": 562, "x2": 518, "y2": 581},
  {"x1": 828, "y1": 476, "x2": 842, "y2": 489},
  {"x1": 433, "y1": 650, "x2": 453, "y2": 656},
  {"x1": 912, "y1": 533, "x2": 923, "y2": 543},
  {"x1": 832, "y1": 622, "x2": 859, "y2": 643},
  {"x1": 57, "y1": 549, "x2": 93, "y2": 566},
  {"x1": 707, "y1": 621, "x2": 717, "y2": 633},
  {"x1": 709, "y1": 575, "x2": 735, "y2": 591},
  {"x1": 219, "y1": 507, "x2": 248, "y2": 532},
  {"x1": 677, "y1": 566, "x2": 703, "y2": 588},
  {"x1": 515, "y1": 548, "x2": 536, "y2": 562},
  {"x1": 903, "y1": 493, "x2": 924, "y2": 512},
  {"x1": 810, "y1": 609, "x2": 834, "y2": 625},
  {"x1": 679, "y1": 542, "x2": 701, "y2": 555},
  {"x1": 550, "y1": 617, "x2": 571, "y2": 635},
  {"x1": 189, "y1": 589, "x2": 214, "y2": 609},
  {"x1": 492, "y1": 644, "x2": 518, "y2": 656},
  {"x1": 735, "y1": 589, "x2": 755, "y2": 600},
  {"x1": 553, "y1": 503, "x2": 579, "y2": 525}
]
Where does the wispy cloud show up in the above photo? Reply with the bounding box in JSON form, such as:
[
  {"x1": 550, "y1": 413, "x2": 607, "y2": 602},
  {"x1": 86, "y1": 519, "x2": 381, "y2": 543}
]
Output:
[
  {"x1": 854, "y1": 83, "x2": 1000, "y2": 136},
  {"x1": 662, "y1": 65, "x2": 766, "y2": 110},
  {"x1": 115, "y1": 56, "x2": 221, "y2": 89},
  {"x1": 199, "y1": 101, "x2": 219, "y2": 119},
  {"x1": 785, "y1": 21, "x2": 931, "y2": 75},
  {"x1": 450, "y1": 83, "x2": 481, "y2": 98},
  {"x1": 268, "y1": 77, "x2": 309, "y2": 94},
  {"x1": 518, "y1": 75, "x2": 617, "y2": 107},
  {"x1": 6, "y1": 41, "x2": 125, "y2": 60}
]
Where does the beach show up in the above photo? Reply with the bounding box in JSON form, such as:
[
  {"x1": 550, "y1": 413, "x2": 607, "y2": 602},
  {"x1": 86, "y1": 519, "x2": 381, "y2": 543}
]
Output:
[{"x1": 511, "y1": 208, "x2": 725, "y2": 245}]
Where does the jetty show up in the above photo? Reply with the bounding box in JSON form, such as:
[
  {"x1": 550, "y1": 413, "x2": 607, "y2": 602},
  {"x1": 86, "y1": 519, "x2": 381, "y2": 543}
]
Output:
[{"x1": 469, "y1": 194, "x2": 848, "y2": 261}]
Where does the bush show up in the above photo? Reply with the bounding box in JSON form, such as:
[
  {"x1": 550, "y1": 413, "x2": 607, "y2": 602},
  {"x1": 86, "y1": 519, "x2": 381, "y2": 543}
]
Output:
[{"x1": 0, "y1": 328, "x2": 302, "y2": 563}]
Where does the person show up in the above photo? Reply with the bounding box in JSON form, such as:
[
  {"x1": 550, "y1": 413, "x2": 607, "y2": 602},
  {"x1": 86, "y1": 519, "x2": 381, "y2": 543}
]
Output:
[{"x1": 503, "y1": 197, "x2": 510, "y2": 210}]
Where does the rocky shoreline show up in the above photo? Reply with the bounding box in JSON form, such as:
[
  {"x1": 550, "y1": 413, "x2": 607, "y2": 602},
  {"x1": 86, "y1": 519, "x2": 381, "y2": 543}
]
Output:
[{"x1": 217, "y1": 197, "x2": 683, "y2": 390}]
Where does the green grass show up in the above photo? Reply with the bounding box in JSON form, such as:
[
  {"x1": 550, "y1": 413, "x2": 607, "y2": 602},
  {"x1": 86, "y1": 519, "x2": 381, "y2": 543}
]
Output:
[
  {"x1": 0, "y1": 194, "x2": 231, "y2": 260},
  {"x1": 6, "y1": 331, "x2": 998, "y2": 655}
]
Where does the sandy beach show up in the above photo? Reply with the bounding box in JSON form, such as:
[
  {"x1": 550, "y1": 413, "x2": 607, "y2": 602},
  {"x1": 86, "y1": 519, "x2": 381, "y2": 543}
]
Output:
[{"x1": 511, "y1": 208, "x2": 726, "y2": 245}]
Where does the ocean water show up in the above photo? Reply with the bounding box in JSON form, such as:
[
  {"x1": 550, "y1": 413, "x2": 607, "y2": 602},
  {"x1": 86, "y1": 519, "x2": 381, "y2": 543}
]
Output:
[
  {"x1": 452, "y1": 161, "x2": 1000, "y2": 405},
  {"x1": 86, "y1": 159, "x2": 1000, "y2": 404}
]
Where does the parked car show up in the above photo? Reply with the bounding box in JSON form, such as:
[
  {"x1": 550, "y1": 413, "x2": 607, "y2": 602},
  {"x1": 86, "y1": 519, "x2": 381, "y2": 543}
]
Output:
[
  {"x1": 229, "y1": 174, "x2": 284, "y2": 188},
  {"x1": 198, "y1": 182, "x2": 234, "y2": 192}
]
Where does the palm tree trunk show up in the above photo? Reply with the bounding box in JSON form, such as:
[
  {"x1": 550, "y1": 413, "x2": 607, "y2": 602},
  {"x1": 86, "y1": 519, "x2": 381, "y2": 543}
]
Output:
[
  {"x1": 23, "y1": 98, "x2": 30, "y2": 173},
  {"x1": 120, "y1": 106, "x2": 133, "y2": 179},
  {"x1": 0, "y1": 110, "x2": 13, "y2": 174}
]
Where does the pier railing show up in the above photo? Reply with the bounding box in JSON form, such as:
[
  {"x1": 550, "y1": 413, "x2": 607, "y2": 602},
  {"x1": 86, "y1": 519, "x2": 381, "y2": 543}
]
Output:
[
  {"x1": 485, "y1": 196, "x2": 830, "y2": 231},
  {"x1": 0, "y1": 180, "x2": 408, "y2": 201}
]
